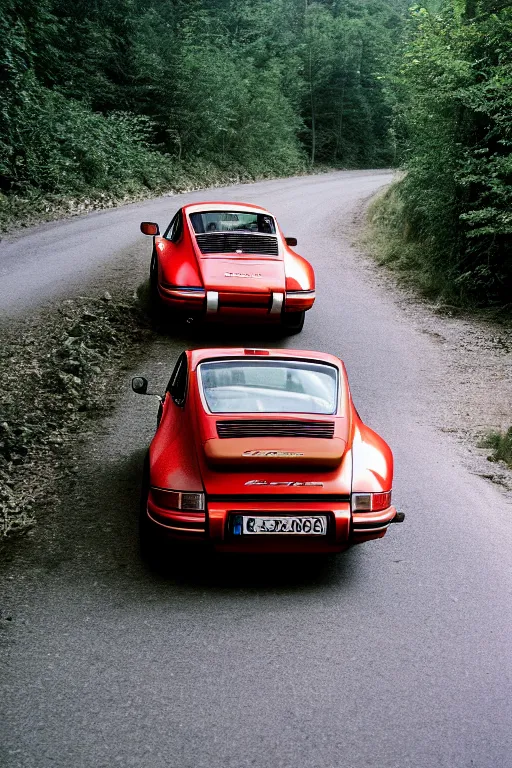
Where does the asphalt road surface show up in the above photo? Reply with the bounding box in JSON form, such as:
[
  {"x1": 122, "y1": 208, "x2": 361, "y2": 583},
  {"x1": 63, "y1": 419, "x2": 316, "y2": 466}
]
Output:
[{"x1": 1, "y1": 172, "x2": 511, "y2": 768}]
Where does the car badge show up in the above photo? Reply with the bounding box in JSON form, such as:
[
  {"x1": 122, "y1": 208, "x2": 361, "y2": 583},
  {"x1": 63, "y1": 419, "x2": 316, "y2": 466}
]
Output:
[
  {"x1": 245, "y1": 480, "x2": 324, "y2": 487},
  {"x1": 243, "y1": 450, "x2": 304, "y2": 458},
  {"x1": 236, "y1": 249, "x2": 243, "y2": 254},
  {"x1": 224, "y1": 271, "x2": 262, "y2": 279}
]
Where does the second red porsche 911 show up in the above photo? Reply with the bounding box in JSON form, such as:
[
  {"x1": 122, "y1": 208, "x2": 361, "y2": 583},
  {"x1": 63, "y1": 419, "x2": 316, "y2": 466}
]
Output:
[
  {"x1": 140, "y1": 202, "x2": 315, "y2": 333},
  {"x1": 132, "y1": 347, "x2": 404, "y2": 560}
]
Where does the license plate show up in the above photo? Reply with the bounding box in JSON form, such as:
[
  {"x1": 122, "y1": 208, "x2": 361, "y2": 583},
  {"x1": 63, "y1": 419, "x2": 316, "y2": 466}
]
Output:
[{"x1": 234, "y1": 515, "x2": 328, "y2": 535}]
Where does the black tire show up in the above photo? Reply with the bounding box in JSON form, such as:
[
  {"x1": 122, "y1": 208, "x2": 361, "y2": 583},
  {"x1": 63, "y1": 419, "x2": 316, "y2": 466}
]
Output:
[
  {"x1": 281, "y1": 310, "x2": 305, "y2": 334},
  {"x1": 139, "y1": 453, "x2": 158, "y2": 564},
  {"x1": 149, "y1": 254, "x2": 165, "y2": 326}
]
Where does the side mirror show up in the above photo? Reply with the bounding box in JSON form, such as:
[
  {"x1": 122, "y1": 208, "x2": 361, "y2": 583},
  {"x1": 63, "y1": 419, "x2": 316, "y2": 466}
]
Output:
[
  {"x1": 132, "y1": 376, "x2": 163, "y2": 403},
  {"x1": 140, "y1": 222, "x2": 160, "y2": 236},
  {"x1": 132, "y1": 376, "x2": 148, "y2": 395},
  {"x1": 285, "y1": 237, "x2": 297, "y2": 247}
]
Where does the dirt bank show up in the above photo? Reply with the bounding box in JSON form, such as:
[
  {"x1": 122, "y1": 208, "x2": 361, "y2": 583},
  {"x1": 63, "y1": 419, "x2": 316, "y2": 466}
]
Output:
[
  {"x1": 358, "y1": 197, "x2": 512, "y2": 493},
  {"x1": 0, "y1": 290, "x2": 153, "y2": 539}
]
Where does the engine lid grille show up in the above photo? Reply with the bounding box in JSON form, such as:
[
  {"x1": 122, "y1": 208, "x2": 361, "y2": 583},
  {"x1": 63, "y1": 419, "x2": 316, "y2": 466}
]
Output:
[
  {"x1": 196, "y1": 233, "x2": 279, "y2": 256},
  {"x1": 216, "y1": 420, "x2": 335, "y2": 439}
]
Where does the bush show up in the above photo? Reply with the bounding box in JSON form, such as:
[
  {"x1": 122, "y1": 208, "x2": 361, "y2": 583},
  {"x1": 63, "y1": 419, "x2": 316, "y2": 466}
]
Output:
[{"x1": 1, "y1": 77, "x2": 177, "y2": 196}]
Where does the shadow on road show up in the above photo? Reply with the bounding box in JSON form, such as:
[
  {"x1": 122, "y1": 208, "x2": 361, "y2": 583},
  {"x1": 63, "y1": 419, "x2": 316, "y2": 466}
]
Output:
[
  {"x1": 147, "y1": 547, "x2": 357, "y2": 592},
  {"x1": 67, "y1": 444, "x2": 361, "y2": 595},
  {"x1": 152, "y1": 316, "x2": 292, "y2": 348},
  {"x1": 1, "y1": 417, "x2": 360, "y2": 599}
]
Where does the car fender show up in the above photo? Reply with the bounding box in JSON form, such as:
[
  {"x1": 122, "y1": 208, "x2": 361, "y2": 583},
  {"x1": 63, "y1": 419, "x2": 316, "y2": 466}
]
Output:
[
  {"x1": 284, "y1": 249, "x2": 315, "y2": 292},
  {"x1": 351, "y1": 418, "x2": 393, "y2": 492},
  {"x1": 149, "y1": 401, "x2": 203, "y2": 492},
  {"x1": 155, "y1": 234, "x2": 203, "y2": 289}
]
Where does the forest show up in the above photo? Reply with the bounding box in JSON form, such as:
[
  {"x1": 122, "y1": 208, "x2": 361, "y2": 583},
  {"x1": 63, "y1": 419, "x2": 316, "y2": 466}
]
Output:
[
  {"x1": 373, "y1": 0, "x2": 512, "y2": 307},
  {"x1": 0, "y1": 0, "x2": 511, "y2": 305}
]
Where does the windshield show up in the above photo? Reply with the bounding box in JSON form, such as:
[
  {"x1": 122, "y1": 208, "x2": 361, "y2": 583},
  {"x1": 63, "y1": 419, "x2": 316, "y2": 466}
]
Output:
[
  {"x1": 190, "y1": 210, "x2": 276, "y2": 235},
  {"x1": 199, "y1": 360, "x2": 338, "y2": 414}
]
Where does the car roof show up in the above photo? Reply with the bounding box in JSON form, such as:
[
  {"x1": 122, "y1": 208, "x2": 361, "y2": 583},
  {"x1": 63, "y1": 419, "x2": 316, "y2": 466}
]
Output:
[
  {"x1": 182, "y1": 201, "x2": 272, "y2": 216},
  {"x1": 189, "y1": 348, "x2": 342, "y2": 371}
]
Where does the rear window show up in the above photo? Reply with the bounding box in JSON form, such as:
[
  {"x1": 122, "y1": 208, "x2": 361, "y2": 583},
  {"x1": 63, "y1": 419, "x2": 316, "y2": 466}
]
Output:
[
  {"x1": 198, "y1": 360, "x2": 338, "y2": 414},
  {"x1": 190, "y1": 210, "x2": 276, "y2": 234}
]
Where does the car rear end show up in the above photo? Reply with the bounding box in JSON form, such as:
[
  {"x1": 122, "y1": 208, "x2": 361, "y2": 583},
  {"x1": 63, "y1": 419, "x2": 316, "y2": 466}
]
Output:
[
  {"x1": 145, "y1": 348, "x2": 400, "y2": 554},
  {"x1": 187, "y1": 205, "x2": 315, "y2": 324},
  {"x1": 189, "y1": 350, "x2": 354, "y2": 553}
]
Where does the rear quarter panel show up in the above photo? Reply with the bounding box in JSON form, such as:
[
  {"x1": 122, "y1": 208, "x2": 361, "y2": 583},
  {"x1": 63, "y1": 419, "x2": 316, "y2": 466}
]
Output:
[
  {"x1": 283, "y1": 247, "x2": 315, "y2": 291},
  {"x1": 149, "y1": 393, "x2": 203, "y2": 491},
  {"x1": 155, "y1": 222, "x2": 203, "y2": 288},
  {"x1": 350, "y1": 416, "x2": 394, "y2": 492}
]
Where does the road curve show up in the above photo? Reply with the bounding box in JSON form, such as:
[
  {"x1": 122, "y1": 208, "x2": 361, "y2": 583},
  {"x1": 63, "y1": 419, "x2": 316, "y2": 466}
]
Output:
[
  {"x1": 0, "y1": 171, "x2": 388, "y2": 319},
  {"x1": 1, "y1": 171, "x2": 511, "y2": 768}
]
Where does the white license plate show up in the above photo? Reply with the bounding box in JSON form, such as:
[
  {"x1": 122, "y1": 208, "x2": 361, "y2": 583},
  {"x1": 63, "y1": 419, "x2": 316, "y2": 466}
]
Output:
[{"x1": 240, "y1": 515, "x2": 327, "y2": 535}]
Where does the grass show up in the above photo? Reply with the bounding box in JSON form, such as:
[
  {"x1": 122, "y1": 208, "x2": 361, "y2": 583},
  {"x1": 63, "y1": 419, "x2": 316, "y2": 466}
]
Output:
[
  {"x1": 363, "y1": 183, "x2": 512, "y2": 318},
  {"x1": 364, "y1": 183, "x2": 512, "y2": 478},
  {"x1": 479, "y1": 428, "x2": 512, "y2": 469},
  {"x1": 362, "y1": 184, "x2": 460, "y2": 305}
]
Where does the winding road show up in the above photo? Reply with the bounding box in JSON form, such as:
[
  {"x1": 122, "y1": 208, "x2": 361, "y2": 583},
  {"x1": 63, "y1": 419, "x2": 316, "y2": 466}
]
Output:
[{"x1": 1, "y1": 171, "x2": 511, "y2": 768}]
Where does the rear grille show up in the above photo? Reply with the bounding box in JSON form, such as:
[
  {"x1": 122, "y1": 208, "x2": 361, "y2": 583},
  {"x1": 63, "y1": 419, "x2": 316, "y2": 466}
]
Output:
[
  {"x1": 196, "y1": 233, "x2": 279, "y2": 256},
  {"x1": 216, "y1": 420, "x2": 335, "y2": 439}
]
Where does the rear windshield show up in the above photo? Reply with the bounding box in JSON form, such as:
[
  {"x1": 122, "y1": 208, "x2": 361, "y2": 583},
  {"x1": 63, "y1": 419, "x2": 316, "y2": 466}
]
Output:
[
  {"x1": 198, "y1": 360, "x2": 338, "y2": 414},
  {"x1": 190, "y1": 210, "x2": 276, "y2": 235}
]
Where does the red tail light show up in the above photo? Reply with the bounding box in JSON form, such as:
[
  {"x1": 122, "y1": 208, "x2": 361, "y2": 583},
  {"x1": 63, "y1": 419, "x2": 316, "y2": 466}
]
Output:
[
  {"x1": 372, "y1": 492, "x2": 392, "y2": 511},
  {"x1": 150, "y1": 488, "x2": 205, "y2": 511},
  {"x1": 352, "y1": 491, "x2": 392, "y2": 512}
]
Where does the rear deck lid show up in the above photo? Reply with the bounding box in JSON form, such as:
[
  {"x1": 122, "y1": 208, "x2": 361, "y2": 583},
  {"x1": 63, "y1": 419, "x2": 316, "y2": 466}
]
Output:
[
  {"x1": 203, "y1": 435, "x2": 346, "y2": 469},
  {"x1": 196, "y1": 356, "x2": 348, "y2": 471},
  {"x1": 198, "y1": 257, "x2": 285, "y2": 295}
]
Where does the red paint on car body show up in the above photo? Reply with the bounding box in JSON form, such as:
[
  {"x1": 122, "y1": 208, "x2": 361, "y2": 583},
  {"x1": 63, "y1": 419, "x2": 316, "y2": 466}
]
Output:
[
  {"x1": 138, "y1": 348, "x2": 401, "y2": 556},
  {"x1": 142, "y1": 202, "x2": 315, "y2": 329}
]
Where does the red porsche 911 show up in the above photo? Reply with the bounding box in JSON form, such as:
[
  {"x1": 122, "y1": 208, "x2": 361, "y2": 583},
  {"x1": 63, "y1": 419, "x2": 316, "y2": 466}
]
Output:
[
  {"x1": 132, "y1": 348, "x2": 404, "y2": 559},
  {"x1": 140, "y1": 202, "x2": 315, "y2": 333}
]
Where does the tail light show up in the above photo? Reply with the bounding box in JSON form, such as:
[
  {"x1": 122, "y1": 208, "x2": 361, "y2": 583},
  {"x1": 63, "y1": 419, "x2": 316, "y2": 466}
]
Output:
[
  {"x1": 150, "y1": 488, "x2": 205, "y2": 511},
  {"x1": 352, "y1": 491, "x2": 391, "y2": 512}
]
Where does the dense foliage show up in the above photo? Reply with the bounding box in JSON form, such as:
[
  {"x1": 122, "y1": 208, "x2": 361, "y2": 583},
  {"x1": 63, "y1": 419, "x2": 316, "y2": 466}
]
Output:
[
  {"x1": 386, "y1": 0, "x2": 512, "y2": 305},
  {"x1": 0, "y1": 0, "x2": 405, "y2": 203}
]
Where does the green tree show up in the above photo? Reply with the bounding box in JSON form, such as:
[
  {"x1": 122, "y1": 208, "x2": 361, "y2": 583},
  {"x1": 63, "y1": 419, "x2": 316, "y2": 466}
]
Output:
[{"x1": 392, "y1": 1, "x2": 512, "y2": 303}]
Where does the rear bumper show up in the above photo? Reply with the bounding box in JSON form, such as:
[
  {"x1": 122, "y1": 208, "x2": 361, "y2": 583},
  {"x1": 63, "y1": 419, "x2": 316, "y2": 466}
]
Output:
[
  {"x1": 157, "y1": 285, "x2": 314, "y2": 320},
  {"x1": 352, "y1": 506, "x2": 402, "y2": 543},
  {"x1": 284, "y1": 290, "x2": 316, "y2": 312},
  {"x1": 145, "y1": 500, "x2": 402, "y2": 553},
  {"x1": 209, "y1": 501, "x2": 350, "y2": 553}
]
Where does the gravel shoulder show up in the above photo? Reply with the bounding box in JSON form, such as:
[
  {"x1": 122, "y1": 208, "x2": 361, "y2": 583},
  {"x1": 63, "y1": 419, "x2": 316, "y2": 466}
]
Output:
[
  {"x1": 0, "y1": 290, "x2": 154, "y2": 539},
  {"x1": 355, "y1": 197, "x2": 512, "y2": 495}
]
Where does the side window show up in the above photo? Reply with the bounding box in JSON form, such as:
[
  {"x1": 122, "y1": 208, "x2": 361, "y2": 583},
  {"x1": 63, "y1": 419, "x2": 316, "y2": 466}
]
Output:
[
  {"x1": 164, "y1": 211, "x2": 183, "y2": 243},
  {"x1": 167, "y1": 353, "x2": 188, "y2": 406}
]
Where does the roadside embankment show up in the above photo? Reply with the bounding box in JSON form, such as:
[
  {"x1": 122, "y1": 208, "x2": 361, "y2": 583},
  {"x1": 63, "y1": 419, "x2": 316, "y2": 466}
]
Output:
[
  {"x1": 361, "y1": 188, "x2": 512, "y2": 480},
  {"x1": 0, "y1": 161, "x2": 339, "y2": 235},
  {"x1": 0, "y1": 291, "x2": 153, "y2": 540},
  {"x1": 0, "y1": 160, "x2": 273, "y2": 234}
]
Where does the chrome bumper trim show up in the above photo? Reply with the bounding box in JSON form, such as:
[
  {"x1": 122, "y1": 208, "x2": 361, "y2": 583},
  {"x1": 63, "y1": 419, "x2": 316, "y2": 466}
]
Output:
[
  {"x1": 147, "y1": 510, "x2": 206, "y2": 533},
  {"x1": 160, "y1": 287, "x2": 206, "y2": 299},
  {"x1": 286, "y1": 290, "x2": 316, "y2": 299},
  {"x1": 353, "y1": 523, "x2": 391, "y2": 534},
  {"x1": 269, "y1": 292, "x2": 284, "y2": 315},
  {"x1": 206, "y1": 291, "x2": 219, "y2": 313}
]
